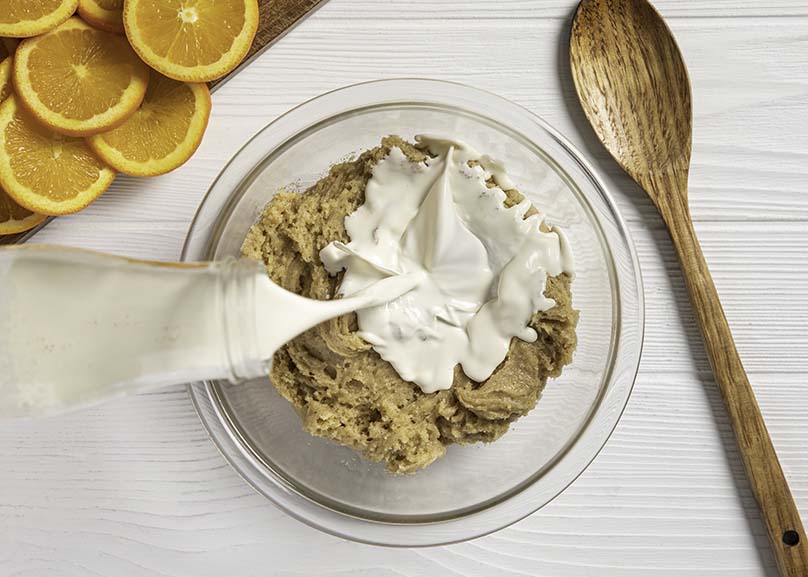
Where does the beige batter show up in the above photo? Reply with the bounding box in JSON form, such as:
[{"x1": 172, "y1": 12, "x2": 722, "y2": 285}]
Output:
[{"x1": 242, "y1": 136, "x2": 578, "y2": 474}]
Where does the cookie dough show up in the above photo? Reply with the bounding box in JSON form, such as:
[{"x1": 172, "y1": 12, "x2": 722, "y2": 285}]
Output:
[{"x1": 242, "y1": 136, "x2": 578, "y2": 474}]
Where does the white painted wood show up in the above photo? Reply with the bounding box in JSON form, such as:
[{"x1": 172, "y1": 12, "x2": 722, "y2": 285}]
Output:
[
  {"x1": 2, "y1": 1, "x2": 807, "y2": 576},
  {"x1": 42, "y1": 16, "x2": 808, "y2": 230},
  {"x1": 322, "y1": 0, "x2": 808, "y2": 19}
]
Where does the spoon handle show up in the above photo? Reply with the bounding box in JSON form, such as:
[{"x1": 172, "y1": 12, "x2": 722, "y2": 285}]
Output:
[{"x1": 664, "y1": 206, "x2": 808, "y2": 575}]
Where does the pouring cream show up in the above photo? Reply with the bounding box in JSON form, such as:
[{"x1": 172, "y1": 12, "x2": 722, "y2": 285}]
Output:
[{"x1": 320, "y1": 136, "x2": 574, "y2": 394}]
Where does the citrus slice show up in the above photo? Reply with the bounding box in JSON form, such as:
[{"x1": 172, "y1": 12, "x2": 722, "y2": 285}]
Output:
[
  {"x1": 0, "y1": 58, "x2": 12, "y2": 102},
  {"x1": 78, "y1": 0, "x2": 125, "y2": 34},
  {"x1": 123, "y1": 0, "x2": 259, "y2": 83},
  {"x1": 0, "y1": 96, "x2": 116, "y2": 215},
  {"x1": 14, "y1": 17, "x2": 150, "y2": 137},
  {"x1": 0, "y1": 188, "x2": 46, "y2": 235},
  {"x1": 0, "y1": 38, "x2": 18, "y2": 60},
  {"x1": 88, "y1": 71, "x2": 211, "y2": 176},
  {"x1": 0, "y1": 0, "x2": 79, "y2": 38}
]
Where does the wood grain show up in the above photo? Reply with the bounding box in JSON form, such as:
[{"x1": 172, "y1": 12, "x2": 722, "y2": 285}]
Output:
[
  {"x1": 570, "y1": 1, "x2": 807, "y2": 574},
  {"x1": 207, "y1": 0, "x2": 328, "y2": 91},
  {"x1": 2, "y1": 2, "x2": 808, "y2": 575},
  {"x1": 321, "y1": 0, "x2": 808, "y2": 19},
  {"x1": 0, "y1": 17, "x2": 798, "y2": 233},
  {"x1": 0, "y1": 0, "x2": 328, "y2": 247}
]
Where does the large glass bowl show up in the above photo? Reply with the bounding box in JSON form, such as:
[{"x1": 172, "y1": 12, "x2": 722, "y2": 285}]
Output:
[{"x1": 181, "y1": 79, "x2": 643, "y2": 546}]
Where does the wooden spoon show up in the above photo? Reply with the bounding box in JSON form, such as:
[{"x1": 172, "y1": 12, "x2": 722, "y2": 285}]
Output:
[{"x1": 569, "y1": 0, "x2": 807, "y2": 574}]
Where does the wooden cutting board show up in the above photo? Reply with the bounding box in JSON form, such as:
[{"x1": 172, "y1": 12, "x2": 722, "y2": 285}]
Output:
[{"x1": 1, "y1": 0, "x2": 329, "y2": 246}]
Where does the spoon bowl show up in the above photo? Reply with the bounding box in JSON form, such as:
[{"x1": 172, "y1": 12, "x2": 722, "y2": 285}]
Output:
[{"x1": 571, "y1": 0, "x2": 692, "y2": 190}]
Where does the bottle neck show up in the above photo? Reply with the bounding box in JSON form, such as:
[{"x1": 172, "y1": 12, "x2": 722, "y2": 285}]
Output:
[{"x1": 216, "y1": 257, "x2": 268, "y2": 384}]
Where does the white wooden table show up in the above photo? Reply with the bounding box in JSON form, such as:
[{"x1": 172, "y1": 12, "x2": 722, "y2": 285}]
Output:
[{"x1": 2, "y1": 1, "x2": 807, "y2": 575}]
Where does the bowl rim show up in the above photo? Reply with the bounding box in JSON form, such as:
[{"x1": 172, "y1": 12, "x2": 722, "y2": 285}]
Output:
[{"x1": 181, "y1": 78, "x2": 645, "y2": 547}]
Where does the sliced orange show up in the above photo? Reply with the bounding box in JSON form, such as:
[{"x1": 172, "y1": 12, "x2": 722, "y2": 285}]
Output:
[
  {"x1": 0, "y1": 188, "x2": 46, "y2": 235},
  {"x1": 0, "y1": 38, "x2": 18, "y2": 60},
  {"x1": 78, "y1": 0, "x2": 125, "y2": 34},
  {"x1": 0, "y1": 0, "x2": 79, "y2": 38},
  {"x1": 88, "y1": 71, "x2": 210, "y2": 176},
  {"x1": 0, "y1": 58, "x2": 12, "y2": 103},
  {"x1": 14, "y1": 17, "x2": 150, "y2": 137},
  {"x1": 123, "y1": 0, "x2": 259, "y2": 83},
  {"x1": 0, "y1": 96, "x2": 116, "y2": 215}
]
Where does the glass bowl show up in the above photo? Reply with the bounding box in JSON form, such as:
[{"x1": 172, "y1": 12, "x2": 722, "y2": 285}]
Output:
[{"x1": 181, "y1": 79, "x2": 643, "y2": 546}]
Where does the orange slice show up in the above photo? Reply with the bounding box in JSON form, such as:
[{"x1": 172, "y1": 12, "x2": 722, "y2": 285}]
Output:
[
  {"x1": 14, "y1": 17, "x2": 150, "y2": 137},
  {"x1": 0, "y1": 58, "x2": 12, "y2": 103},
  {"x1": 78, "y1": 0, "x2": 125, "y2": 34},
  {"x1": 0, "y1": 0, "x2": 79, "y2": 38},
  {"x1": 0, "y1": 38, "x2": 18, "y2": 60},
  {"x1": 0, "y1": 188, "x2": 46, "y2": 235},
  {"x1": 88, "y1": 71, "x2": 211, "y2": 176},
  {"x1": 123, "y1": 0, "x2": 259, "y2": 83},
  {"x1": 0, "y1": 96, "x2": 116, "y2": 215}
]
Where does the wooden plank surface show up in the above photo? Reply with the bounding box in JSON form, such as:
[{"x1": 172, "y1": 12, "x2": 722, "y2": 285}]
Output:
[
  {"x1": 7, "y1": 17, "x2": 803, "y2": 227},
  {"x1": 322, "y1": 0, "x2": 808, "y2": 18},
  {"x1": 208, "y1": 0, "x2": 329, "y2": 90},
  {"x1": 2, "y1": 1, "x2": 807, "y2": 576}
]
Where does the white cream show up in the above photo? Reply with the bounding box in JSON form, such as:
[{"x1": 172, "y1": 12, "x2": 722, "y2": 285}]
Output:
[{"x1": 320, "y1": 136, "x2": 574, "y2": 394}]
